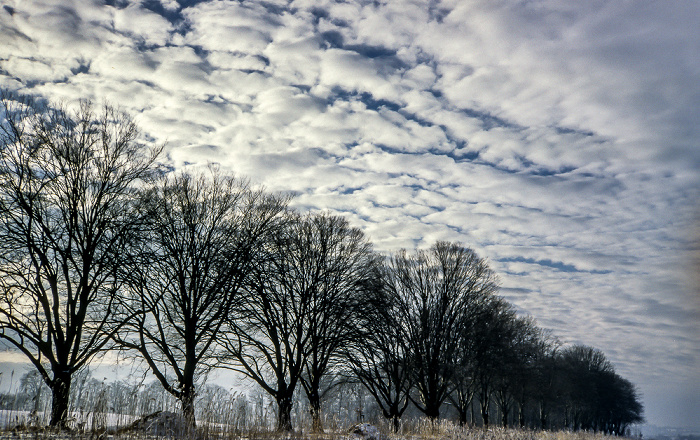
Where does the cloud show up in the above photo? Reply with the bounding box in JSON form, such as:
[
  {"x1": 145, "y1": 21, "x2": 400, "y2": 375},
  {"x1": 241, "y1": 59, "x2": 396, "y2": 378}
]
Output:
[{"x1": 1, "y1": 0, "x2": 699, "y2": 427}]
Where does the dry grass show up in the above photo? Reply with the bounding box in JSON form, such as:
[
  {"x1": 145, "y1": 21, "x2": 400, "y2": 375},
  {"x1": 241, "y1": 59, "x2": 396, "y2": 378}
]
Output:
[
  {"x1": 0, "y1": 373, "x2": 632, "y2": 440},
  {"x1": 379, "y1": 420, "x2": 624, "y2": 440},
  {"x1": 0, "y1": 426, "x2": 628, "y2": 440},
  {"x1": 0, "y1": 410, "x2": 631, "y2": 440}
]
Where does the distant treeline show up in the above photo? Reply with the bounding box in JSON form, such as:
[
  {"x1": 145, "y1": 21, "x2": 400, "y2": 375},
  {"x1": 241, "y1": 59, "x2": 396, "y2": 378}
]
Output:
[{"x1": 0, "y1": 92, "x2": 642, "y2": 435}]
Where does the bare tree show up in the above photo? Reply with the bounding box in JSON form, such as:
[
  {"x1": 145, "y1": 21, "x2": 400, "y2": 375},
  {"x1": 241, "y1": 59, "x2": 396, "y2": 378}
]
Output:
[
  {"x1": 469, "y1": 297, "x2": 518, "y2": 427},
  {"x1": 531, "y1": 340, "x2": 561, "y2": 430},
  {"x1": 0, "y1": 93, "x2": 161, "y2": 428},
  {"x1": 509, "y1": 324, "x2": 556, "y2": 428},
  {"x1": 347, "y1": 273, "x2": 413, "y2": 432},
  {"x1": 115, "y1": 169, "x2": 286, "y2": 430},
  {"x1": 221, "y1": 212, "x2": 377, "y2": 432},
  {"x1": 555, "y1": 344, "x2": 643, "y2": 434},
  {"x1": 491, "y1": 314, "x2": 541, "y2": 428},
  {"x1": 299, "y1": 214, "x2": 379, "y2": 432},
  {"x1": 385, "y1": 241, "x2": 499, "y2": 420},
  {"x1": 220, "y1": 210, "x2": 304, "y2": 432}
]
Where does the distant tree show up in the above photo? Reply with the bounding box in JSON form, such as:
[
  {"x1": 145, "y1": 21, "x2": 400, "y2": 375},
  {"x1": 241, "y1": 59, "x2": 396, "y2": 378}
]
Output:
[
  {"x1": 196, "y1": 383, "x2": 238, "y2": 425},
  {"x1": 558, "y1": 345, "x2": 643, "y2": 434},
  {"x1": 384, "y1": 241, "x2": 499, "y2": 420},
  {"x1": 448, "y1": 295, "x2": 495, "y2": 426},
  {"x1": 448, "y1": 347, "x2": 476, "y2": 426},
  {"x1": 510, "y1": 325, "x2": 557, "y2": 428},
  {"x1": 221, "y1": 212, "x2": 377, "y2": 432},
  {"x1": 531, "y1": 341, "x2": 561, "y2": 429},
  {"x1": 469, "y1": 296, "x2": 518, "y2": 427},
  {"x1": 347, "y1": 267, "x2": 413, "y2": 432},
  {"x1": 491, "y1": 315, "x2": 542, "y2": 428},
  {"x1": 0, "y1": 93, "x2": 161, "y2": 428},
  {"x1": 604, "y1": 372, "x2": 643, "y2": 435},
  {"x1": 559, "y1": 344, "x2": 612, "y2": 431},
  {"x1": 114, "y1": 169, "x2": 286, "y2": 430},
  {"x1": 298, "y1": 214, "x2": 380, "y2": 432}
]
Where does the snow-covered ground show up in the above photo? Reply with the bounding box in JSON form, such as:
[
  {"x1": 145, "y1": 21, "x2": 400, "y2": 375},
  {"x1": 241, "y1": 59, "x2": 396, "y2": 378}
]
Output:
[{"x1": 0, "y1": 409, "x2": 138, "y2": 431}]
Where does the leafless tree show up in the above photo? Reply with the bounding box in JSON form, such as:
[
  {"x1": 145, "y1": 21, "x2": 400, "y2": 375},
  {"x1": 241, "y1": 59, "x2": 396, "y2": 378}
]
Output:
[
  {"x1": 508, "y1": 323, "x2": 556, "y2": 428},
  {"x1": 221, "y1": 212, "x2": 378, "y2": 432},
  {"x1": 385, "y1": 241, "x2": 499, "y2": 420},
  {"x1": 0, "y1": 93, "x2": 161, "y2": 428},
  {"x1": 555, "y1": 344, "x2": 643, "y2": 434},
  {"x1": 469, "y1": 296, "x2": 518, "y2": 427},
  {"x1": 115, "y1": 169, "x2": 287, "y2": 430},
  {"x1": 491, "y1": 313, "x2": 541, "y2": 427},
  {"x1": 299, "y1": 214, "x2": 380, "y2": 432},
  {"x1": 347, "y1": 272, "x2": 413, "y2": 432}
]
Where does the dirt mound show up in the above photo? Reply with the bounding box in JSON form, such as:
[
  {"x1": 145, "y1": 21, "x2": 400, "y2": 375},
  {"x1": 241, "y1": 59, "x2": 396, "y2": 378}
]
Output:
[
  {"x1": 349, "y1": 423, "x2": 388, "y2": 440},
  {"x1": 121, "y1": 410, "x2": 191, "y2": 437}
]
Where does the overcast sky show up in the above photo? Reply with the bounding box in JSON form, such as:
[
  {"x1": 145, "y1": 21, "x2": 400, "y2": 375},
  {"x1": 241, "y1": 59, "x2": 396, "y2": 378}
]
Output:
[{"x1": 1, "y1": 0, "x2": 699, "y2": 429}]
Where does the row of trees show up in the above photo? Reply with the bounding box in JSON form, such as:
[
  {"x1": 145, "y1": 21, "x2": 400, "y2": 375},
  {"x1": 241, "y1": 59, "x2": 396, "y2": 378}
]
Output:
[
  {"x1": 1, "y1": 369, "x2": 282, "y2": 432},
  {"x1": 0, "y1": 94, "x2": 642, "y2": 434}
]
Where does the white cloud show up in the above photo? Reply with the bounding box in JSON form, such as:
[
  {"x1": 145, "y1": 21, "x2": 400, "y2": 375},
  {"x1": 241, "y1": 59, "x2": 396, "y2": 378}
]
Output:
[
  {"x1": 112, "y1": 4, "x2": 173, "y2": 46},
  {"x1": 181, "y1": 1, "x2": 275, "y2": 53}
]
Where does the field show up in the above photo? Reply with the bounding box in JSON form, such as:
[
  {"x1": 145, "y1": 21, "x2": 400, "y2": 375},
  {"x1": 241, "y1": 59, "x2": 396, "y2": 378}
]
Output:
[{"x1": 0, "y1": 410, "x2": 633, "y2": 440}]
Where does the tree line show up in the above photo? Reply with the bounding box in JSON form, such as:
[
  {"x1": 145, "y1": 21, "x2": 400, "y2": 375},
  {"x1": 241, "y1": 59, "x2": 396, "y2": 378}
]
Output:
[{"x1": 0, "y1": 93, "x2": 642, "y2": 434}]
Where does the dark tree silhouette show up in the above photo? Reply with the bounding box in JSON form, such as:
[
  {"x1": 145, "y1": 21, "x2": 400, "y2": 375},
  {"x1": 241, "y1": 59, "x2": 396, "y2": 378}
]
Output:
[
  {"x1": 560, "y1": 345, "x2": 613, "y2": 431},
  {"x1": 298, "y1": 214, "x2": 380, "y2": 432},
  {"x1": 531, "y1": 341, "x2": 562, "y2": 430},
  {"x1": 115, "y1": 169, "x2": 286, "y2": 430},
  {"x1": 469, "y1": 296, "x2": 518, "y2": 427},
  {"x1": 348, "y1": 270, "x2": 413, "y2": 432},
  {"x1": 491, "y1": 315, "x2": 542, "y2": 428},
  {"x1": 510, "y1": 325, "x2": 556, "y2": 428},
  {"x1": 222, "y1": 212, "x2": 376, "y2": 432},
  {"x1": 384, "y1": 241, "x2": 499, "y2": 420},
  {"x1": 558, "y1": 344, "x2": 643, "y2": 434},
  {"x1": 0, "y1": 94, "x2": 161, "y2": 428},
  {"x1": 602, "y1": 372, "x2": 644, "y2": 435}
]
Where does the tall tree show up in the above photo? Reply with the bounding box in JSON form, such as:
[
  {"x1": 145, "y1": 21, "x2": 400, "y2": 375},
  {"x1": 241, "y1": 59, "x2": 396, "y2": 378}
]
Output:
[
  {"x1": 385, "y1": 241, "x2": 499, "y2": 420},
  {"x1": 347, "y1": 267, "x2": 413, "y2": 432},
  {"x1": 532, "y1": 341, "x2": 561, "y2": 430},
  {"x1": 469, "y1": 296, "x2": 517, "y2": 427},
  {"x1": 299, "y1": 213, "x2": 379, "y2": 432},
  {"x1": 559, "y1": 344, "x2": 613, "y2": 431},
  {"x1": 510, "y1": 325, "x2": 556, "y2": 428},
  {"x1": 558, "y1": 344, "x2": 643, "y2": 433},
  {"x1": 115, "y1": 169, "x2": 286, "y2": 430},
  {"x1": 222, "y1": 212, "x2": 377, "y2": 432},
  {"x1": 602, "y1": 372, "x2": 644, "y2": 435},
  {"x1": 0, "y1": 94, "x2": 161, "y2": 428},
  {"x1": 492, "y1": 315, "x2": 542, "y2": 428}
]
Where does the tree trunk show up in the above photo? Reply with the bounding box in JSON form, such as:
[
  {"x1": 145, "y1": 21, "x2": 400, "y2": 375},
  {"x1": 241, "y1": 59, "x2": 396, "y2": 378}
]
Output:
[
  {"x1": 496, "y1": 390, "x2": 510, "y2": 428},
  {"x1": 517, "y1": 401, "x2": 525, "y2": 428},
  {"x1": 471, "y1": 399, "x2": 476, "y2": 425},
  {"x1": 424, "y1": 403, "x2": 440, "y2": 420},
  {"x1": 276, "y1": 395, "x2": 294, "y2": 432},
  {"x1": 392, "y1": 415, "x2": 400, "y2": 433},
  {"x1": 384, "y1": 404, "x2": 402, "y2": 433},
  {"x1": 50, "y1": 371, "x2": 71, "y2": 429},
  {"x1": 539, "y1": 401, "x2": 548, "y2": 430},
  {"x1": 454, "y1": 390, "x2": 473, "y2": 427},
  {"x1": 457, "y1": 407, "x2": 468, "y2": 426},
  {"x1": 180, "y1": 386, "x2": 197, "y2": 433},
  {"x1": 309, "y1": 391, "x2": 323, "y2": 433},
  {"x1": 480, "y1": 398, "x2": 490, "y2": 427}
]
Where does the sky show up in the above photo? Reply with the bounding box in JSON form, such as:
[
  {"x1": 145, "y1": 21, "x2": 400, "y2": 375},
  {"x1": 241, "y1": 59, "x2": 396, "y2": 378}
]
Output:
[{"x1": 0, "y1": 0, "x2": 699, "y2": 430}]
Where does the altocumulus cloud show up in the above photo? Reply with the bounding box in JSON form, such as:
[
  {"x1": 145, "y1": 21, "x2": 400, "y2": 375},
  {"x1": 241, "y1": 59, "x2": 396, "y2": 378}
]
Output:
[{"x1": 1, "y1": 0, "x2": 699, "y2": 429}]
